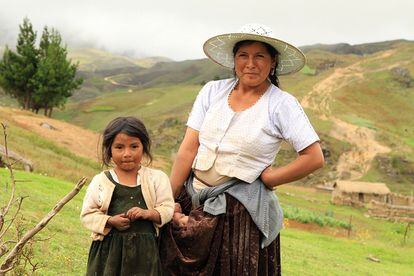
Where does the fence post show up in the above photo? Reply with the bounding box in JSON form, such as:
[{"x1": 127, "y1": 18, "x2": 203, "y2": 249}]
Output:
[
  {"x1": 347, "y1": 215, "x2": 353, "y2": 238},
  {"x1": 403, "y1": 222, "x2": 411, "y2": 245}
]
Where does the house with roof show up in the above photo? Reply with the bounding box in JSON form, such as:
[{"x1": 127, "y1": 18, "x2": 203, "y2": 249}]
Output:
[{"x1": 331, "y1": 181, "x2": 391, "y2": 207}]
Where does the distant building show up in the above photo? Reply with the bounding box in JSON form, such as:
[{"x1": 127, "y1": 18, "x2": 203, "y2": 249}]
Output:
[{"x1": 331, "y1": 181, "x2": 391, "y2": 207}]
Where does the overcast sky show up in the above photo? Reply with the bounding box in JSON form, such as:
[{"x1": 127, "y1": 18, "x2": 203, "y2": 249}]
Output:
[{"x1": 1, "y1": 0, "x2": 413, "y2": 61}]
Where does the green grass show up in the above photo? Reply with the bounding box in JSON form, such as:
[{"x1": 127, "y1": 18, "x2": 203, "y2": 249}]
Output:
[
  {"x1": 1, "y1": 169, "x2": 412, "y2": 274},
  {"x1": 85, "y1": 105, "x2": 116, "y2": 112},
  {"x1": 0, "y1": 168, "x2": 90, "y2": 275},
  {"x1": 343, "y1": 114, "x2": 377, "y2": 130},
  {"x1": 281, "y1": 227, "x2": 413, "y2": 275},
  {"x1": 300, "y1": 65, "x2": 316, "y2": 76},
  {"x1": 54, "y1": 84, "x2": 200, "y2": 162},
  {"x1": 54, "y1": 84, "x2": 200, "y2": 131}
]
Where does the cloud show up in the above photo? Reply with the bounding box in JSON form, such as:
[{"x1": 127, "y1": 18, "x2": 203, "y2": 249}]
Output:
[{"x1": 1, "y1": 0, "x2": 413, "y2": 60}]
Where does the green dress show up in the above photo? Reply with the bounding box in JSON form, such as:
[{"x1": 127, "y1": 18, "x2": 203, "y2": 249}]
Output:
[{"x1": 86, "y1": 172, "x2": 162, "y2": 276}]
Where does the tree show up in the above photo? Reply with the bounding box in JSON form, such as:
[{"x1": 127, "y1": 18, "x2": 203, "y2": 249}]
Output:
[
  {"x1": 0, "y1": 18, "x2": 38, "y2": 110},
  {"x1": 0, "y1": 18, "x2": 83, "y2": 116},
  {"x1": 32, "y1": 27, "x2": 83, "y2": 117}
]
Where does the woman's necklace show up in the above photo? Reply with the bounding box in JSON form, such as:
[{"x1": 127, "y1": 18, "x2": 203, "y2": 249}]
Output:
[{"x1": 228, "y1": 82, "x2": 269, "y2": 112}]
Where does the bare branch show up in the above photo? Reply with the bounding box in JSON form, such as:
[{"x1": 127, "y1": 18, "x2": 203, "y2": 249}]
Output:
[
  {"x1": 21, "y1": 242, "x2": 41, "y2": 274},
  {"x1": 0, "y1": 197, "x2": 24, "y2": 240},
  {"x1": 0, "y1": 239, "x2": 17, "y2": 256},
  {"x1": 0, "y1": 123, "x2": 17, "y2": 232},
  {"x1": 0, "y1": 177, "x2": 87, "y2": 272}
]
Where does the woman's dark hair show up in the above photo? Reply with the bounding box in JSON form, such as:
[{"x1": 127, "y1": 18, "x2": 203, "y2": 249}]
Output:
[
  {"x1": 101, "y1": 116, "x2": 153, "y2": 167},
  {"x1": 232, "y1": 40, "x2": 280, "y2": 87}
]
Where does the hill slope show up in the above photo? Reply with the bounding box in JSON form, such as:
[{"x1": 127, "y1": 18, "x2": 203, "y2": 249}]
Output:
[
  {"x1": 1, "y1": 169, "x2": 412, "y2": 274},
  {"x1": 0, "y1": 107, "x2": 100, "y2": 182},
  {"x1": 1, "y1": 40, "x2": 414, "y2": 194},
  {"x1": 53, "y1": 40, "x2": 414, "y2": 194}
]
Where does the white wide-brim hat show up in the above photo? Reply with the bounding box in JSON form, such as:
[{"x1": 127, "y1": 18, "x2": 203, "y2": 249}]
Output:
[{"x1": 203, "y1": 23, "x2": 306, "y2": 76}]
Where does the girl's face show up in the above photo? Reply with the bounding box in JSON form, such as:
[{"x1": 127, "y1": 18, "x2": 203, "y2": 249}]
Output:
[
  {"x1": 111, "y1": 133, "x2": 143, "y2": 172},
  {"x1": 234, "y1": 42, "x2": 275, "y2": 87}
]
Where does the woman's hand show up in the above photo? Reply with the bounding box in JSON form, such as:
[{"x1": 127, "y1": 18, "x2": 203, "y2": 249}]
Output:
[
  {"x1": 260, "y1": 166, "x2": 275, "y2": 190},
  {"x1": 107, "y1": 214, "x2": 130, "y2": 231},
  {"x1": 259, "y1": 142, "x2": 324, "y2": 189}
]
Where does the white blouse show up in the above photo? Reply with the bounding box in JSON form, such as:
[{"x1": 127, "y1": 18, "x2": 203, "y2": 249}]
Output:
[{"x1": 187, "y1": 78, "x2": 319, "y2": 183}]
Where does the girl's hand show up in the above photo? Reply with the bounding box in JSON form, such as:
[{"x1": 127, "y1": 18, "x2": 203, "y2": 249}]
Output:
[
  {"x1": 126, "y1": 207, "x2": 162, "y2": 224},
  {"x1": 126, "y1": 207, "x2": 148, "y2": 221},
  {"x1": 107, "y1": 214, "x2": 130, "y2": 231}
]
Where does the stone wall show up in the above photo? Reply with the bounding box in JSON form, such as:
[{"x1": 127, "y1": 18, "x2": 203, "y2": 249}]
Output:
[
  {"x1": 388, "y1": 193, "x2": 414, "y2": 206},
  {"x1": 368, "y1": 200, "x2": 414, "y2": 222}
]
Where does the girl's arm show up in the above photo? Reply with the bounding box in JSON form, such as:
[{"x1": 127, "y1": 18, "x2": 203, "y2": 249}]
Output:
[
  {"x1": 80, "y1": 175, "x2": 114, "y2": 235},
  {"x1": 260, "y1": 142, "x2": 324, "y2": 189},
  {"x1": 170, "y1": 127, "x2": 200, "y2": 197}
]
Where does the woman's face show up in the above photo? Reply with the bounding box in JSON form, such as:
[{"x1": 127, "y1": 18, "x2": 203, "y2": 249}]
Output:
[{"x1": 234, "y1": 42, "x2": 275, "y2": 87}]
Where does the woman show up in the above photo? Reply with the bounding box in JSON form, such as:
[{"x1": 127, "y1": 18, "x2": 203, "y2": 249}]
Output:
[{"x1": 160, "y1": 23, "x2": 324, "y2": 275}]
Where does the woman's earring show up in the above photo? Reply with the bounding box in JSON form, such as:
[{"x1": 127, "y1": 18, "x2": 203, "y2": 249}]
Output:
[{"x1": 271, "y1": 67, "x2": 275, "y2": 76}]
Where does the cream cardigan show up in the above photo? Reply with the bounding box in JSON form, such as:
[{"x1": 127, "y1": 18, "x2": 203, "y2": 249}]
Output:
[{"x1": 80, "y1": 166, "x2": 174, "y2": 241}]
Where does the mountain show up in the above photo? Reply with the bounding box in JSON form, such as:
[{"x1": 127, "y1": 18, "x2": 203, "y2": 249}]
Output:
[
  {"x1": 1, "y1": 40, "x2": 414, "y2": 194},
  {"x1": 106, "y1": 58, "x2": 232, "y2": 88},
  {"x1": 300, "y1": 39, "x2": 411, "y2": 55}
]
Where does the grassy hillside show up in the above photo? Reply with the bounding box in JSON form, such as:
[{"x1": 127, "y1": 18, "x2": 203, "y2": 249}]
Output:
[
  {"x1": 0, "y1": 169, "x2": 90, "y2": 274},
  {"x1": 1, "y1": 39, "x2": 413, "y2": 274},
  {"x1": 1, "y1": 169, "x2": 412, "y2": 275},
  {"x1": 67, "y1": 48, "x2": 171, "y2": 101},
  {"x1": 54, "y1": 84, "x2": 201, "y2": 170},
  {"x1": 2, "y1": 40, "x2": 414, "y2": 194},
  {"x1": 107, "y1": 58, "x2": 233, "y2": 88},
  {"x1": 68, "y1": 48, "x2": 142, "y2": 72},
  {"x1": 0, "y1": 107, "x2": 100, "y2": 182},
  {"x1": 327, "y1": 41, "x2": 414, "y2": 193},
  {"x1": 53, "y1": 41, "x2": 414, "y2": 194}
]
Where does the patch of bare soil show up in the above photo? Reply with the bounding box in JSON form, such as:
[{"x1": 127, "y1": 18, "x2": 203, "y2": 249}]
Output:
[
  {"x1": 13, "y1": 114, "x2": 100, "y2": 162},
  {"x1": 329, "y1": 118, "x2": 390, "y2": 180},
  {"x1": 285, "y1": 219, "x2": 347, "y2": 238}
]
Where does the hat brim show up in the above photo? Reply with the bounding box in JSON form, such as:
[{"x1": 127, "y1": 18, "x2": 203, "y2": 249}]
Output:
[{"x1": 203, "y1": 33, "x2": 306, "y2": 76}]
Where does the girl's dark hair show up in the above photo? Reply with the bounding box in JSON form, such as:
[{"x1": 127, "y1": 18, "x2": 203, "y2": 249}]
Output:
[
  {"x1": 101, "y1": 116, "x2": 153, "y2": 167},
  {"x1": 232, "y1": 40, "x2": 280, "y2": 87}
]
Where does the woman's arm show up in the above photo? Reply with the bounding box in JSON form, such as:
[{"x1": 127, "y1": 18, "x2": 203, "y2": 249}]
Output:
[
  {"x1": 170, "y1": 127, "x2": 200, "y2": 197},
  {"x1": 260, "y1": 142, "x2": 324, "y2": 189}
]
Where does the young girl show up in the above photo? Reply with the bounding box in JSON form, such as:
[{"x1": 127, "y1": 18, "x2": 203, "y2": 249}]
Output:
[{"x1": 80, "y1": 116, "x2": 174, "y2": 276}]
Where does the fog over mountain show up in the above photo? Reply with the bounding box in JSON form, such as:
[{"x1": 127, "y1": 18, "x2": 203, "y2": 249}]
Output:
[{"x1": 0, "y1": 0, "x2": 413, "y2": 60}]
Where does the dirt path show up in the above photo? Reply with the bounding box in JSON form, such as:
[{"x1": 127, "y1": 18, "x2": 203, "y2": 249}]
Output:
[
  {"x1": 301, "y1": 52, "x2": 393, "y2": 180},
  {"x1": 104, "y1": 75, "x2": 139, "y2": 88}
]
